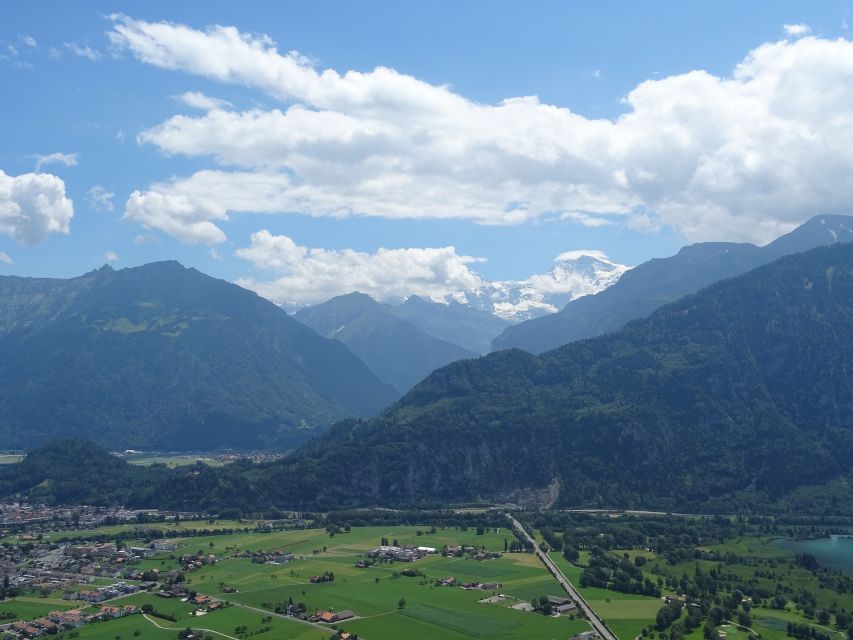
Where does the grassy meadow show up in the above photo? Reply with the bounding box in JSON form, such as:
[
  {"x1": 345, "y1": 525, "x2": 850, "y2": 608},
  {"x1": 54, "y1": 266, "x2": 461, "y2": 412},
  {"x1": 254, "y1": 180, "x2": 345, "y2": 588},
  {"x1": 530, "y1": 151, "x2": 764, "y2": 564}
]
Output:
[{"x1": 2, "y1": 525, "x2": 592, "y2": 640}]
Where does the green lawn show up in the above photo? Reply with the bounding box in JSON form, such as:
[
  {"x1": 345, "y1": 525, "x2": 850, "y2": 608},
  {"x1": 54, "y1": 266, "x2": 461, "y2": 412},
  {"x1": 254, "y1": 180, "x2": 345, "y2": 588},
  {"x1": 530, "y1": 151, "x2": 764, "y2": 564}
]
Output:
[
  {"x1": 124, "y1": 454, "x2": 230, "y2": 468},
  {"x1": 0, "y1": 595, "x2": 78, "y2": 622},
  {"x1": 550, "y1": 550, "x2": 664, "y2": 639},
  {"x1": 2, "y1": 525, "x2": 598, "y2": 640},
  {"x1": 181, "y1": 526, "x2": 591, "y2": 640}
]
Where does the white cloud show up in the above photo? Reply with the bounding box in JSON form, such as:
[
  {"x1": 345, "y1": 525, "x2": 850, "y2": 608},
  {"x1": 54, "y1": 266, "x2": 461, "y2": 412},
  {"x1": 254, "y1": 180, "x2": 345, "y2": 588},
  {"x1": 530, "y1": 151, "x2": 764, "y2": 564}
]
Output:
[
  {"x1": 110, "y1": 16, "x2": 853, "y2": 244},
  {"x1": 64, "y1": 42, "x2": 101, "y2": 61},
  {"x1": 554, "y1": 249, "x2": 612, "y2": 262},
  {"x1": 104, "y1": 250, "x2": 118, "y2": 263},
  {"x1": 783, "y1": 23, "x2": 811, "y2": 37},
  {"x1": 124, "y1": 186, "x2": 228, "y2": 244},
  {"x1": 33, "y1": 152, "x2": 78, "y2": 171},
  {"x1": 176, "y1": 91, "x2": 233, "y2": 110},
  {"x1": 87, "y1": 185, "x2": 115, "y2": 212},
  {"x1": 22, "y1": 35, "x2": 37, "y2": 48},
  {"x1": 132, "y1": 233, "x2": 158, "y2": 245},
  {"x1": 0, "y1": 251, "x2": 12, "y2": 265},
  {"x1": 235, "y1": 230, "x2": 484, "y2": 307},
  {"x1": 0, "y1": 170, "x2": 74, "y2": 244}
]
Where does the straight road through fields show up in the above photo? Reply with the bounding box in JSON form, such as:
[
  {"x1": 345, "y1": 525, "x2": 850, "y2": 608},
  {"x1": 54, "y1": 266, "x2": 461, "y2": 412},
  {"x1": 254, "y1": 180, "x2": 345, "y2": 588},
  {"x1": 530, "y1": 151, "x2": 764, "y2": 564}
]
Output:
[{"x1": 506, "y1": 513, "x2": 618, "y2": 640}]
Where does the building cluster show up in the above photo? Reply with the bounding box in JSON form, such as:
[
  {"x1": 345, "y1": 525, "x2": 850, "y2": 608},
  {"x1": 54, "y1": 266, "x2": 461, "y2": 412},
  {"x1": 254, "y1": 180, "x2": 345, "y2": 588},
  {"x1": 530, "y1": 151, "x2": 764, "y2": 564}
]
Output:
[
  {"x1": 179, "y1": 551, "x2": 218, "y2": 572},
  {"x1": 545, "y1": 595, "x2": 578, "y2": 615},
  {"x1": 308, "y1": 610, "x2": 355, "y2": 624},
  {"x1": 245, "y1": 550, "x2": 295, "y2": 565},
  {"x1": 441, "y1": 545, "x2": 501, "y2": 560},
  {"x1": 77, "y1": 581, "x2": 140, "y2": 603},
  {"x1": 0, "y1": 540, "x2": 175, "y2": 598},
  {"x1": 0, "y1": 502, "x2": 140, "y2": 529},
  {"x1": 365, "y1": 544, "x2": 437, "y2": 562},
  {"x1": 0, "y1": 605, "x2": 140, "y2": 639},
  {"x1": 0, "y1": 501, "x2": 218, "y2": 536}
]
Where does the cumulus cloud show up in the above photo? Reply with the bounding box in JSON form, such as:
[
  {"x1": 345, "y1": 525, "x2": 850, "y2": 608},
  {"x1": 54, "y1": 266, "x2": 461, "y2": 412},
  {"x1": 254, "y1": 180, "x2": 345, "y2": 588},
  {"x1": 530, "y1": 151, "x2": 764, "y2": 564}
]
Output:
[
  {"x1": 783, "y1": 23, "x2": 811, "y2": 37},
  {"x1": 176, "y1": 91, "x2": 233, "y2": 110},
  {"x1": 235, "y1": 230, "x2": 484, "y2": 307},
  {"x1": 87, "y1": 185, "x2": 115, "y2": 212},
  {"x1": 124, "y1": 186, "x2": 227, "y2": 244},
  {"x1": 111, "y1": 16, "x2": 853, "y2": 244},
  {"x1": 22, "y1": 35, "x2": 37, "y2": 48},
  {"x1": 0, "y1": 170, "x2": 74, "y2": 244},
  {"x1": 104, "y1": 250, "x2": 119, "y2": 263},
  {"x1": 33, "y1": 152, "x2": 78, "y2": 171},
  {"x1": 0, "y1": 251, "x2": 12, "y2": 265}
]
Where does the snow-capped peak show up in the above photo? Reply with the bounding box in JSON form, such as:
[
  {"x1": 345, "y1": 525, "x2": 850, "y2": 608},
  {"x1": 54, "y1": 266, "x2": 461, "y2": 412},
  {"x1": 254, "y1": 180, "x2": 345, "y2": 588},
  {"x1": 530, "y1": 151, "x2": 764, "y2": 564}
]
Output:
[
  {"x1": 553, "y1": 249, "x2": 617, "y2": 264},
  {"x1": 441, "y1": 251, "x2": 631, "y2": 322}
]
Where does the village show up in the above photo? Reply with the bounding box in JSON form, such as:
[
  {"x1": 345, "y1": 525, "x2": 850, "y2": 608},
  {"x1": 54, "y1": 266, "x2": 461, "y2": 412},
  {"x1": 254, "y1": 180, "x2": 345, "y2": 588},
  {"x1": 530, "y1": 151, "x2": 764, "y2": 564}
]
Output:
[
  {"x1": 0, "y1": 514, "x2": 601, "y2": 640},
  {"x1": 0, "y1": 535, "x2": 232, "y2": 640}
]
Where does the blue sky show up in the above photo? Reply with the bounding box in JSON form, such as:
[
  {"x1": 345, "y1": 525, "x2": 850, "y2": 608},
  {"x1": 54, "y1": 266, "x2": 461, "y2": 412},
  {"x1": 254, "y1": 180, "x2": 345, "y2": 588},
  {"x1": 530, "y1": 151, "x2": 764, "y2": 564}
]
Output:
[{"x1": 2, "y1": 1, "x2": 853, "y2": 305}]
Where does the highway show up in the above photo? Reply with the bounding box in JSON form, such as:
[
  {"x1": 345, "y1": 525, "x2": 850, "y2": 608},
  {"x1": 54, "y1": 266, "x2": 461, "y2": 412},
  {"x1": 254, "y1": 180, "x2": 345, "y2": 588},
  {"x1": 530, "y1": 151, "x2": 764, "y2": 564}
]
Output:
[{"x1": 506, "y1": 513, "x2": 618, "y2": 640}]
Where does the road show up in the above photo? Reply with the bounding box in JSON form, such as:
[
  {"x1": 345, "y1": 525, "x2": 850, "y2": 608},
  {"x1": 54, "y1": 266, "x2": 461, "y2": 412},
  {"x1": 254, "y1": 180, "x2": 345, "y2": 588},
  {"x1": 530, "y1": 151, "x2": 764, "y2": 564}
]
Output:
[
  {"x1": 228, "y1": 599, "x2": 334, "y2": 634},
  {"x1": 506, "y1": 513, "x2": 618, "y2": 640},
  {"x1": 143, "y1": 614, "x2": 240, "y2": 640}
]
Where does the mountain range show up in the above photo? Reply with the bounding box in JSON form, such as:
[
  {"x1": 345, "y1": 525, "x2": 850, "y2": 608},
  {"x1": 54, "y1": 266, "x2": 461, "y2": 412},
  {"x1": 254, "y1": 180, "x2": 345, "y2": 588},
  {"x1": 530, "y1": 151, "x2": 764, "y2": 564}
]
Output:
[
  {"x1": 294, "y1": 292, "x2": 479, "y2": 393},
  {"x1": 493, "y1": 215, "x2": 853, "y2": 353},
  {"x1": 442, "y1": 251, "x2": 631, "y2": 321},
  {"x1": 5, "y1": 241, "x2": 853, "y2": 515},
  {"x1": 0, "y1": 261, "x2": 397, "y2": 451}
]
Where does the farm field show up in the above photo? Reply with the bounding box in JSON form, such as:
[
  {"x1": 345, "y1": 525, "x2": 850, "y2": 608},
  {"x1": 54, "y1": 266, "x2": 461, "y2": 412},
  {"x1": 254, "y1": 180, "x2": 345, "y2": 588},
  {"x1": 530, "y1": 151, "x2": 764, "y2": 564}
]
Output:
[
  {"x1": 551, "y1": 551, "x2": 662, "y2": 640},
  {"x1": 0, "y1": 454, "x2": 23, "y2": 464},
  {"x1": 178, "y1": 525, "x2": 591, "y2": 640},
  {"x1": 122, "y1": 454, "x2": 230, "y2": 468},
  {"x1": 0, "y1": 595, "x2": 78, "y2": 622},
  {"x1": 1, "y1": 525, "x2": 592, "y2": 640}
]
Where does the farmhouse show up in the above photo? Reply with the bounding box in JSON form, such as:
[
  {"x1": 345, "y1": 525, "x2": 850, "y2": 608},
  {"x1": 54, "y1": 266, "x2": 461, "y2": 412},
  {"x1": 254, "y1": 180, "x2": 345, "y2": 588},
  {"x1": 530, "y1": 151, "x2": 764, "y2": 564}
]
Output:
[
  {"x1": 310, "y1": 610, "x2": 356, "y2": 623},
  {"x1": 544, "y1": 595, "x2": 577, "y2": 614}
]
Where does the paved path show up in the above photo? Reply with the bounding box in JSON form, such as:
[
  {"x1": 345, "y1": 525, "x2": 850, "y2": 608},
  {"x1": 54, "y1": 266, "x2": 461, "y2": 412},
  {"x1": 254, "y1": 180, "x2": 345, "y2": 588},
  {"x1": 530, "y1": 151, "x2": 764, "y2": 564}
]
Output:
[
  {"x1": 227, "y1": 600, "x2": 334, "y2": 634},
  {"x1": 143, "y1": 613, "x2": 240, "y2": 640},
  {"x1": 506, "y1": 513, "x2": 618, "y2": 640}
]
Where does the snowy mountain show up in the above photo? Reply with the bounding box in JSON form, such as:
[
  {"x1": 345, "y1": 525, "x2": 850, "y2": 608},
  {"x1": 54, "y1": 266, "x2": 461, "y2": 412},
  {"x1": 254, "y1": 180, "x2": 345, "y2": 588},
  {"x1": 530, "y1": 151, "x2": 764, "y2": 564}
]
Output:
[
  {"x1": 493, "y1": 214, "x2": 853, "y2": 354},
  {"x1": 444, "y1": 250, "x2": 631, "y2": 322}
]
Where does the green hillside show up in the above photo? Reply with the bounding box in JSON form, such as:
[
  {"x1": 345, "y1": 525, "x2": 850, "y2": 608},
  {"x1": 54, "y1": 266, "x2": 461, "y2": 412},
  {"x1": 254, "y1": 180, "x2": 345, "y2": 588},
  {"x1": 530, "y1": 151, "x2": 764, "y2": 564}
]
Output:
[{"x1": 0, "y1": 261, "x2": 397, "y2": 450}]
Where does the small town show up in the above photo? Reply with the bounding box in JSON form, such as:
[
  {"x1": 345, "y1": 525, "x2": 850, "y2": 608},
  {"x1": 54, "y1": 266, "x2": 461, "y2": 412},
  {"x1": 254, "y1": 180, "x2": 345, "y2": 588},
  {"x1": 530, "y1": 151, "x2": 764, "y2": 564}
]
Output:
[{"x1": 0, "y1": 505, "x2": 609, "y2": 640}]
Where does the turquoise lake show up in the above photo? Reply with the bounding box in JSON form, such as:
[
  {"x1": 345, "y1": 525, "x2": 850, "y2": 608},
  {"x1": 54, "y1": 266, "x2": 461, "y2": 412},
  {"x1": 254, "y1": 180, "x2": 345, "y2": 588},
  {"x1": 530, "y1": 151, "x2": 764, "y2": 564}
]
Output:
[{"x1": 776, "y1": 535, "x2": 853, "y2": 575}]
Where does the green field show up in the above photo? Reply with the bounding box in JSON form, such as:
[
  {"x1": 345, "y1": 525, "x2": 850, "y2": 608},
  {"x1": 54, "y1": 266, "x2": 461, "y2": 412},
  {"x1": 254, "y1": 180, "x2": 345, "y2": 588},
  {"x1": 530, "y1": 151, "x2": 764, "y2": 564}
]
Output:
[
  {"x1": 550, "y1": 551, "x2": 663, "y2": 640},
  {"x1": 0, "y1": 454, "x2": 23, "y2": 464},
  {"x1": 545, "y1": 531, "x2": 853, "y2": 640},
  {"x1": 0, "y1": 595, "x2": 78, "y2": 621},
  {"x1": 123, "y1": 454, "x2": 230, "y2": 468},
  {"x1": 2, "y1": 525, "x2": 592, "y2": 640},
  {"x1": 180, "y1": 526, "x2": 591, "y2": 639}
]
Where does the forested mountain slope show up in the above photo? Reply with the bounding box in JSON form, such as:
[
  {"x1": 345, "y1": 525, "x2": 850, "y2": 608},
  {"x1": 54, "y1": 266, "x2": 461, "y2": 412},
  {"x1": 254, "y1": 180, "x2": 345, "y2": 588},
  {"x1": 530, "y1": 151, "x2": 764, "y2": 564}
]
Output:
[
  {"x1": 494, "y1": 215, "x2": 853, "y2": 353},
  {"x1": 5, "y1": 244, "x2": 853, "y2": 515},
  {"x1": 0, "y1": 262, "x2": 397, "y2": 450}
]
